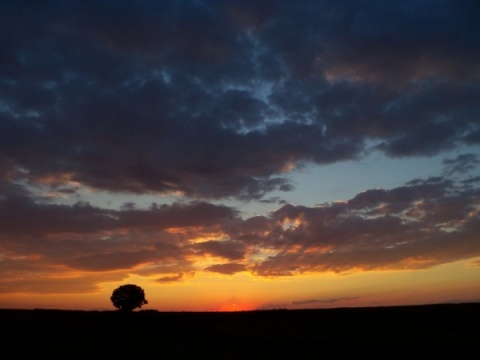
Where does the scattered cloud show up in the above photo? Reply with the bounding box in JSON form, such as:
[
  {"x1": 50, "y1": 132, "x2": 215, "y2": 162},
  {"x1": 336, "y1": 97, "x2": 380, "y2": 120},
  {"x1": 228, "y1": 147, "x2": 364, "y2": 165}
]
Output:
[
  {"x1": 156, "y1": 272, "x2": 195, "y2": 284},
  {"x1": 204, "y1": 263, "x2": 247, "y2": 275},
  {"x1": 1, "y1": 171, "x2": 479, "y2": 293},
  {"x1": 443, "y1": 153, "x2": 480, "y2": 176}
]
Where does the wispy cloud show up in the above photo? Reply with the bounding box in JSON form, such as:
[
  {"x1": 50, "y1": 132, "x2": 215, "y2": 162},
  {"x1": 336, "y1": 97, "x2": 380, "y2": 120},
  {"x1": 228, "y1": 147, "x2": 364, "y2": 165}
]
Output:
[
  {"x1": 292, "y1": 297, "x2": 361, "y2": 306},
  {"x1": 156, "y1": 272, "x2": 195, "y2": 284}
]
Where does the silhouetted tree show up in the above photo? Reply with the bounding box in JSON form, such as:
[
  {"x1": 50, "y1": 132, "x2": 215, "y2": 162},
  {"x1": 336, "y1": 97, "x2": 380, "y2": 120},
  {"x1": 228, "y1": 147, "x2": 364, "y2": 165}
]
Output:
[{"x1": 111, "y1": 284, "x2": 148, "y2": 312}]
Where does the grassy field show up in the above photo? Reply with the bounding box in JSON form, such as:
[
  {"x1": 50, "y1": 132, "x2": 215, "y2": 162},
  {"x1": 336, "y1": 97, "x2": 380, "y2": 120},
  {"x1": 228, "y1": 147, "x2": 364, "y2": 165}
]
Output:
[{"x1": 2, "y1": 303, "x2": 479, "y2": 359}]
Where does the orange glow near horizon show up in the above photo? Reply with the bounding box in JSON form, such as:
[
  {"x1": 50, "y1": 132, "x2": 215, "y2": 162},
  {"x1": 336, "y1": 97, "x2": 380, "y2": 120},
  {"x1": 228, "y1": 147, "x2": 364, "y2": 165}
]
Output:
[
  {"x1": 217, "y1": 302, "x2": 257, "y2": 312},
  {"x1": 0, "y1": 258, "x2": 479, "y2": 311}
]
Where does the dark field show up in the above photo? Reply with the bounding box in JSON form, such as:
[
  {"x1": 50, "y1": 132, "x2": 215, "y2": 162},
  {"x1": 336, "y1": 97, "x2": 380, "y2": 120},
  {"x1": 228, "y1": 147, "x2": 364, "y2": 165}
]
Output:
[{"x1": 2, "y1": 303, "x2": 479, "y2": 359}]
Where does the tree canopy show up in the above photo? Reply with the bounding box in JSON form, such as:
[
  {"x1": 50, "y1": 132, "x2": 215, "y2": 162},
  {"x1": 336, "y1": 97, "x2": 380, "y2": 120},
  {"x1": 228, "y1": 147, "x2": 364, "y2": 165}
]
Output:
[{"x1": 110, "y1": 284, "x2": 148, "y2": 312}]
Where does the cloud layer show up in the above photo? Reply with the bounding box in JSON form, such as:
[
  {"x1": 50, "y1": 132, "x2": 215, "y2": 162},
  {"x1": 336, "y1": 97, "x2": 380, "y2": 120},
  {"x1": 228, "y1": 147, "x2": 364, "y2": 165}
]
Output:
[
  {"x1": 0, "y1": 1, "x2": 479, "y2": 294},
  {"x1": 1, "y1": 0, "x2": 479, "y2": 199},
  {"x1": 1, "y1": 162, "x2": 479, "y2": 292}
]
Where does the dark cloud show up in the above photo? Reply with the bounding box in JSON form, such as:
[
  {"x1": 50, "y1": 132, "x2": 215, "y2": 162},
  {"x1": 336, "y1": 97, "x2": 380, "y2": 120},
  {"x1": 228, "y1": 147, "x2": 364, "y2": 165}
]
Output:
[
  {"x1": 291, "y1": 297, "x2": 360, "y2": 306},
  {"x1": 204, "y1": 263, "x2": 247, "y2": 275},
  {"x1": 0, "y1": 172, "x2": 478, "y2": 292},
  {"x1": 0, "y1": 196, "x2": 238, "y2": 237},
  {"x1": 259, "y1": 296, "x2": 361, "y2": 309},
  {"x1": 0, "y1": 196, "x2": 238, "y2": 281},
  {"x1": 67, "y1": 250, "x2": 154, "y2": 271},
  {"x1": 194, "y1": 240, "x2": 246, "y2": 261},
  {"x1": 249, "y1": 177, "x2": 480, "y2": 276},
  {"x1": 443, "y1": 153, "x2": 480, "y2": 176},
  {"x1": 0, "y1": 0, "x2": 478, "y2": 199}
]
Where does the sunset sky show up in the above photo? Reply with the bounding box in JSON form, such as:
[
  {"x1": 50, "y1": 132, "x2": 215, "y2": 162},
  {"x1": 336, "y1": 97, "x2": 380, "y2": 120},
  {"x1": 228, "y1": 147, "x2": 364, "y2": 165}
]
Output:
[{"x1": 1, "y1": 0, "x2": 480, "y2": 311}]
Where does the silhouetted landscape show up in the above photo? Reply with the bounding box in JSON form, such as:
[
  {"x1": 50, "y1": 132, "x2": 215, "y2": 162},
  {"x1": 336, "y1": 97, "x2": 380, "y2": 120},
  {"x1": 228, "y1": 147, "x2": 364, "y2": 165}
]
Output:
[{"x1": 3, "y1": 303, "x2": 479, "y2": 359}]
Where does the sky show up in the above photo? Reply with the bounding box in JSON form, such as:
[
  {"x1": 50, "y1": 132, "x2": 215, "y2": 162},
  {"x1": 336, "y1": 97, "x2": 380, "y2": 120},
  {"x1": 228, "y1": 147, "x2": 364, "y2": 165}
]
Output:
[{"x1": 1, "y1": 0, "x2": 480, "y2": 311}]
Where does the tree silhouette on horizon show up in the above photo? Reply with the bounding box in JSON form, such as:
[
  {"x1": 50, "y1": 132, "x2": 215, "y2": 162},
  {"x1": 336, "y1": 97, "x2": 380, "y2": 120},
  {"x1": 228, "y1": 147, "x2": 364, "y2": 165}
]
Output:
[{"x1": 110, "y1": 284, "x2": 148, "y2": 312}]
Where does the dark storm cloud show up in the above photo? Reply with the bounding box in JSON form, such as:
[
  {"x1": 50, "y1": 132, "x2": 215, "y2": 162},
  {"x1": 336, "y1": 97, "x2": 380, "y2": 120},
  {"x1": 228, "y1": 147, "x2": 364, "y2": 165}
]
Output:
[{"x1": 1, "y1": 0, "x2": 479, "y2": 199}]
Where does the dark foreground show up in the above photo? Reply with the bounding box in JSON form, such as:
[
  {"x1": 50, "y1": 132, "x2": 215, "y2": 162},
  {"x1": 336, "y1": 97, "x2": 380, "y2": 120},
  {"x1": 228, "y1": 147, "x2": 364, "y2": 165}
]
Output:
[{"x1": 2, "y1": 303, "x2": 479, "y2": 359}]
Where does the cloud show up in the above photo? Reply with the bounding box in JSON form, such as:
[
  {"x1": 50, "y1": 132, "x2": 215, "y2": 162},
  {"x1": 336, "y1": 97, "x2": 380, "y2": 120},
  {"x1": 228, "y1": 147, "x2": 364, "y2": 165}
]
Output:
[
  {"x1": 0, "y1": 1, "x2": 479, "y2": 199},
  {"x1": 249, "y1": 177, "x2": 480, "y2": 276},
  {"x1": 291, "y1": 297, "x2": 360, "y2": 306},
  {"x1": 66, "y1": 251, "x2": 154, "y2": 271},
  {"x1": 0, "y1": 257, "x2": 122, "y2": 294},
  {"x1": 156, "y1": 272, "x2": 195, "y2": 284},
  {"x1": 0, "y1": 196, "x2": 238, "y2": 236},
  {"x1": 204, "y1": 263, "x2": 247, "y2": 275},
  {"x1": 194, "y1": 240, "x2": 246, "y2": 261},
  {"x1": 0, "y1": 196, "x2": 239, "y2": 281},
  {"x1": 259, "y1": 296, "x2": 361, "y2": 310},
  {"x1": 0, "y1": 171, "x2": 478, "y2": 293},
  {"x1": 443, "y1": 153, "x2": 480, "y2": 176}
]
